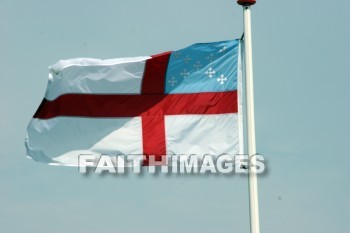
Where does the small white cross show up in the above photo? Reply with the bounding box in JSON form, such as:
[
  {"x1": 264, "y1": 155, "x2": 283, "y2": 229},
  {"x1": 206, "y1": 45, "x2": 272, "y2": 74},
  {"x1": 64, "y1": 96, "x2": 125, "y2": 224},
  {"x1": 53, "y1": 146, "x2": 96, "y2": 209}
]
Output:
[
  {"x1": 173, "y1": 51, "x2": 181, "y2": 59},
  {"x1": 180, "y1": 69, "x2": 190, "y2": 78},
  {"x1": 193, "y1": 61, "x2": 202, "y2": 70},
  {"x1": 205, "y1": 67, "x2": 216, "y2": 78},
  {"x1": 168, "y1": 77, "x2": 177, "y2": 87},
  {"x1": 219, "y1": 46, "x2": 227, "y2": 53},
  {"x1": 217, "y1": 74, "x2": 228, "y2": 85},
  {"x1": 206, "y1": 53, "x2": 215, "y2": 62},
  {"x1": 183, "y1": 55, "x2": 191, "y2": 64}
]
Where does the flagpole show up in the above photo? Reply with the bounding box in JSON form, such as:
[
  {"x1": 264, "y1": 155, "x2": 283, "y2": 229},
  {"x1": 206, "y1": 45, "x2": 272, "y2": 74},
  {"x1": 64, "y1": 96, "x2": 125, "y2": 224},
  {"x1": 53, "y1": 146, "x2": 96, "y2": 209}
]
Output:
[{"x1": 237, "y1": 1, "x2": 260, "y2": 233}]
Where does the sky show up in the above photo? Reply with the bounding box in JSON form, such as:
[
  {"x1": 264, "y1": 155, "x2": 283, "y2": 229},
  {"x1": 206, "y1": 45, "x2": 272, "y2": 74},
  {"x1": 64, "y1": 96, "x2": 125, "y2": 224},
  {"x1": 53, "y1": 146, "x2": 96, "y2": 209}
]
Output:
[{"x1": 1, "y1": 0, "x2": 350, "y2": 232}]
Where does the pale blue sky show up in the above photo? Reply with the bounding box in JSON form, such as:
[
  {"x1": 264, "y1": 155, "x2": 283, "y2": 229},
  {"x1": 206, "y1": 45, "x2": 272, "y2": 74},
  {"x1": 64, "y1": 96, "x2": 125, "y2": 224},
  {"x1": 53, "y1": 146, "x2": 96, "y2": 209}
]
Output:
[{"x1": 1, "y1": 0, "x2": 349, "y2": 232}]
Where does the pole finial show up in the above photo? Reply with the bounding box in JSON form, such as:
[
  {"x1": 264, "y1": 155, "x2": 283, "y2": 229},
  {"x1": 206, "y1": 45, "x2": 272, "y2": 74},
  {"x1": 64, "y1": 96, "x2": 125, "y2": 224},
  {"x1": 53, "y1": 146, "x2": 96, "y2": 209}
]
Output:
[{"x1": 237, "y1": 0, "x2": 256, "y2": 6}]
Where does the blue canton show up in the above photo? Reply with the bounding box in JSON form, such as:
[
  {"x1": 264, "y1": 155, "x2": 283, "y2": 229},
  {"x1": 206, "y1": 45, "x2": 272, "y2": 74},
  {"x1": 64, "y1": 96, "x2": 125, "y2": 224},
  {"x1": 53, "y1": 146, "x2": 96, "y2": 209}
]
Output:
[{"x1": 165, "y1": 39, "x2": 239, "y2": 94}]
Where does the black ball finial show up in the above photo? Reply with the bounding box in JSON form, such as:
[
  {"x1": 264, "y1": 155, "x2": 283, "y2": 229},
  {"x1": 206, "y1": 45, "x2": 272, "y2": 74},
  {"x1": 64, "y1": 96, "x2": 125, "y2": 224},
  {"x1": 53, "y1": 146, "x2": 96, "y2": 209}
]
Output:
[{"x1": 237, "y1": 0, "x2": 256, "y2": 6}]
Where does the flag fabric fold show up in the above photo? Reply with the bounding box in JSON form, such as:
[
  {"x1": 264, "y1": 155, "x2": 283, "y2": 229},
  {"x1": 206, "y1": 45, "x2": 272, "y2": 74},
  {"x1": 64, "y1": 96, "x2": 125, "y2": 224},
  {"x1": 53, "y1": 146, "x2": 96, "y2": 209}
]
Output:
[{"x1": 25, "y1": 39, "x2": 243, "y2": 166}]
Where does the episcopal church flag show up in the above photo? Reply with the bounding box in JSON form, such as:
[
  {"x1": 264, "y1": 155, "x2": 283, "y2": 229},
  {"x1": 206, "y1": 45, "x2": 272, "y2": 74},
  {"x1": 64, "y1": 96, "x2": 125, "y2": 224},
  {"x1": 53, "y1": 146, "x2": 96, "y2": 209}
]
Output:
[{"x1": 25, "y1": 39, "x2": 243, "y2": 166}]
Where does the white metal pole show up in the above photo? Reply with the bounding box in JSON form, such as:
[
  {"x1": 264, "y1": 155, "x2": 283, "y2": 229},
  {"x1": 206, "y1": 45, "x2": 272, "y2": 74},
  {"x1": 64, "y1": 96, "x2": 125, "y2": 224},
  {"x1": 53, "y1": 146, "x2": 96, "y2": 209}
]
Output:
[{"x1": 237, "y1": 1, "x2": 261, "y2": 233}]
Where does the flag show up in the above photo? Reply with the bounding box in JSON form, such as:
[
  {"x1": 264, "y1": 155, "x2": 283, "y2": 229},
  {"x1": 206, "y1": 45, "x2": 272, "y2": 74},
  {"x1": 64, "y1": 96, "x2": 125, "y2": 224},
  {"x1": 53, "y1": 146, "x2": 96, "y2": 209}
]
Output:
[{"x1": 25, "y1": 39, "x2": 243, "y2": 166}]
